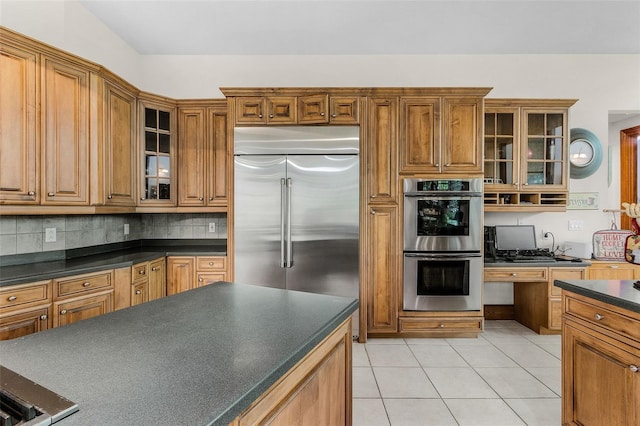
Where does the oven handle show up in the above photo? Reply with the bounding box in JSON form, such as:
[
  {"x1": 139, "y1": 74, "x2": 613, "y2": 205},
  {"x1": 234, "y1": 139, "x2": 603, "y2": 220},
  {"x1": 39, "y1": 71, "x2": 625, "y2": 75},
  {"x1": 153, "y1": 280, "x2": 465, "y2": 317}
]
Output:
[
  {"x1": 403, "y1": 192, "x2": 482, "y2": 198},
  {"x1": 404, "y1": 253, "x2": 482, "y2": 259}
]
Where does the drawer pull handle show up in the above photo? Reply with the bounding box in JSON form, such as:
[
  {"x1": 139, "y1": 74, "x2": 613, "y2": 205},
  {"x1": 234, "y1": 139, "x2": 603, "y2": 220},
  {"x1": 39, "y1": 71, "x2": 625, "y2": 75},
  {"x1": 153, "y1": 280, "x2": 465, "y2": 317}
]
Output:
[
  {"x1": 40, "y1": 314, "x2": 47, "y2": 320},
  {"x1": 8, "y1": 296, "x2": 17, "y2": 302},
  {"x1": 60, "y1": 309, "x2": 67, "y2": 315},
  {"x1": 135, "y1": 290, "x2": 142, "y2": 295},
  {"x1": 594, "y1": 313, "x2": 604, "y2": 321},
  {"x1": 83, "y1": 282, "x2": 91, "y2": 287},
  {"x1": 631, "y1": 365, "x2": 639, "y2": 373}
]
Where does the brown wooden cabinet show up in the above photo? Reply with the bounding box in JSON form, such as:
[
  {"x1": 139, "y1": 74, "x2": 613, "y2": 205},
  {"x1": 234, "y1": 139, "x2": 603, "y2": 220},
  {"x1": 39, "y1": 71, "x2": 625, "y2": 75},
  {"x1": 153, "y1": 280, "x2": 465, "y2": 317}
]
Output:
[
  {"x1": 0, "y1": 280, "x2": 52, "y2": 340},
  {"x1": 442, "y1": 96, "x2": 483, "y2": 174},
  {"x1": 366, "y1": 205, "x2": 399, "y2": 334},
  {"x1": 297, "y1": 94, "x2": 361, "y2": 125},
  {"x1": 98, "y1": 74, "x2": 138, "y2": 207},
  {"x1": 587, "y1": 260, "x2": 640, "y2": 279},
  {"x1": 484, "y1": 99, "x2": 577, "y2": 211},
  {"x1": 177, "y1": 100, "x2": 228, "y2": 208},
  {"x1": 167, "y1": 255, "x2": 227, "y2": 294},
  {"x1": 52, "y1": 270, "x2": 114, "y2": 327},
  {"x1": 484, "y1": 265, "x2": 586, "y2": 334},
  {"x1": 138, "y1": 95, "x2": 177, "y2": 206},
  {"x1": 0, "y1": 40, "x2": 38, "y2": 204},
  {"x1": 561, "y1": 291, "x2": 640, "y2": 425},
  {"x1": 235, "y1": 96, "x2": 297, "y2": 125},
  {"x1": 399, "y1": 97, "x2": 440, "y2": 174},
  {"x1": 366, "y1": 97, "x2": 398, "y2": 204},
  {"x1": 41, "y1": 54, "x2": 91, "y2": 205},
  {"x1": 148, "y1": 257, "x2": 166, "y2": 301}
]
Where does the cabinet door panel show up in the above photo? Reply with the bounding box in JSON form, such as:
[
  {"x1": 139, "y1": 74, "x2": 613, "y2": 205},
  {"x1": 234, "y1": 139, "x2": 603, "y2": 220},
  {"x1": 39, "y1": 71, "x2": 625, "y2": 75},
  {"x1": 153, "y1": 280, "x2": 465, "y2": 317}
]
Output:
[
  {"x1": 366, "y1": 97, "x2": 398, "y2": 204},
  {"x1": 167, "y1": 257, "x2": 194, "y2": 295},
  {"x1": 267, "y1": 97, "x2": 297, "y2": 124},
  {"x1": 54, "y1": 292, "x2": 113, "y2": 327},
  {"x1": 443, "y1": 97, "x2": 482, "y2": 173},
  {"x1": 209, "y1": 106, "x2": 228, "y2": 205},
  {"x1": 399, "y1": 97, "x2": 440, "y2": 173},
  {"x1": 149, "y1": 258, "x2": 166, "y2": 301},
  {"x1": 42, "y1": 56, "x2": 89, "y2": 205},
  {"x1": 367, "y1": 206, "x2": 399, "y2": 333},
  {"x1": 104, "y1": 81, "x2": 136, "y2": 206},
  {"x1": 178, "y1": 108, "x2": 207, "y2": 206},
  {"x1": 0, "y1": 43, "x2": 38, "y2": 203},
  {"x1": 299, "y1": 94, "x2": 329, "y2": 124},
  {"x1": 235, "y1": 97, "x2": 266, "y2": 124},
  {"x1": 329, "y1": 96, "x2": 360, "y2": 124},
  {"x1": 0, "y1": 306, "x2": 51, "y2": 340}
]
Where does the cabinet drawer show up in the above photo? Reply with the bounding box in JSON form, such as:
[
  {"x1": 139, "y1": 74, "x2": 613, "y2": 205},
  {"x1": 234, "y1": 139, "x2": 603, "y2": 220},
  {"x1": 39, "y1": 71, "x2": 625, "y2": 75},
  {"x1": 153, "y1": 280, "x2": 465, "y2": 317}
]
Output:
[
  {"x1": 196, "y1": 272, "x2": 227, "y2": 287},
  {"x1": 565, "y1": 296, "x2": 640, "y2": 342},
  {"x1": 131, "y1": 263, "x2": 149, "y2": 283},
  {"x1": 549, "y1": 267, "x2": 585, "y2": 296},
  {"x1": 484, "y1": 268, "x2": 547, "y2": 282},
  {"x1": 196, "y1": 256, "x2": 226, "y2": 271},
  {"x1": 54, "y1": 271, "x2": 113, "y2": 299},
  {"x1": 399, "y1": 317, "x2": 483, "y2": 333},
  {"x1": 0, "y1": 281, "x2": 51, "y2": 310}
]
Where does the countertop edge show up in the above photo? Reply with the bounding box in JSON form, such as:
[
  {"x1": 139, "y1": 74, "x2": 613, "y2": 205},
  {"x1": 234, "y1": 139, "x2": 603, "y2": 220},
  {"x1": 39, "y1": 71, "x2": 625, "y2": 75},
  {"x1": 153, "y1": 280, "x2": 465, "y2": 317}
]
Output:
[{"x1": 554, "y1": 279, "x2": 640, "y2": 314}]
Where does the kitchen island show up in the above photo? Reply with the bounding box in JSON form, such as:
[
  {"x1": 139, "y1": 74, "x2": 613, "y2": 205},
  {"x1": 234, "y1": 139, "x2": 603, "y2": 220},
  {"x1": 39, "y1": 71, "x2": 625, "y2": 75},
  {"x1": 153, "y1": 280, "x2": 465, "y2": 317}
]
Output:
[
  {"x1": 0, "y1": 282, "x2": 358, "y2": 425},
  {"x1": 554, "y1": 279, "x2": 640, "y2": 425}
]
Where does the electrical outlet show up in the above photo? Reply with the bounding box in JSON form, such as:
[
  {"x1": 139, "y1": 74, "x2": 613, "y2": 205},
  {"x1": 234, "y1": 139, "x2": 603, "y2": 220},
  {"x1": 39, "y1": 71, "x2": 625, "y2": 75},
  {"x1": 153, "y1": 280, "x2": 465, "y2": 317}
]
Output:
[
  {"x1": 45, "y1": 227, "x2": 56, "y2": 242},
  {"x1": 208, "y1": 222, "x2": 216, "y2": 233},
  {"x1": 568, "y1": 220, "x2": 584, "y2": 231},
  {"x1": 124, "y1": 223, "x2": 130, "y2": 235}
]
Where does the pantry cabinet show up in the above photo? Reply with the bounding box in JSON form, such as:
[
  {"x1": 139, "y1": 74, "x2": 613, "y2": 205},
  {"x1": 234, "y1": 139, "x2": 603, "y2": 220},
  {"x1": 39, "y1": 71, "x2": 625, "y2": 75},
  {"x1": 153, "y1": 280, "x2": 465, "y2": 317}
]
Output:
[
  {"x1": 484, "y1": 99, "x2": 577, "y2": 211},
  {"x1": 0, "y1": 41, "x2": 38, "y2": 204},
  {"x1": 177, "y1": 100, "x2": 228, "y2": 207}
]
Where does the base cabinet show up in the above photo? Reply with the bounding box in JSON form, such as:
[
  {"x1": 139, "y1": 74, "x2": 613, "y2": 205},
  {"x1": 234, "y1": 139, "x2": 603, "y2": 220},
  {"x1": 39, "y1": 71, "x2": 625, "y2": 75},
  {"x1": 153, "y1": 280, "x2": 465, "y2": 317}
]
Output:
[
  {"x1": 561, "y1": 292, "x2": 640, "y2": 425},
  {"x1": 232, "y1": 318, "x2": 352, "y2": 426},
  {"x1": 587, "y1": 261, "x2": 640, "y2": 279},
  {"x1": 167, "y1": 256, "x2": 227, "y2": 295},
  {"x1": 0, "y1": 306, "x2": 51, "y2": 340}
]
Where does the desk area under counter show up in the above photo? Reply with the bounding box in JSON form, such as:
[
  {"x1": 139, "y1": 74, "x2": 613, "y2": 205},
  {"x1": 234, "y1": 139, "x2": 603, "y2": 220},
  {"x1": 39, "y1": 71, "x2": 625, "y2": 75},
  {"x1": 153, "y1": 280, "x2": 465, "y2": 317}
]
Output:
[{"x1": 484, "y1": 260, "x2": 590, "y2": 334}]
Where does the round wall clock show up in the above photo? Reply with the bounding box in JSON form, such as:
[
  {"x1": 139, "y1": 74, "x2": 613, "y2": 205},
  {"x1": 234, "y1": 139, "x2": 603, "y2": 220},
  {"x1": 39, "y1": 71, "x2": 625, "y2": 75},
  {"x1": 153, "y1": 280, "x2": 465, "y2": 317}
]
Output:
[{"x1": 569, "y1": 128, "x2": 603, "y2": 179}]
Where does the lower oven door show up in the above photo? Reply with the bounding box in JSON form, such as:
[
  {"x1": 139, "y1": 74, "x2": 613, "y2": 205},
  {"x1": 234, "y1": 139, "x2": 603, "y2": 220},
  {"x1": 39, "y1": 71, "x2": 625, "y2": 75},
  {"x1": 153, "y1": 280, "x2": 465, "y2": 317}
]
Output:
[{"x1": 403, "y1": 252, "x2": 482, "y2": 311}]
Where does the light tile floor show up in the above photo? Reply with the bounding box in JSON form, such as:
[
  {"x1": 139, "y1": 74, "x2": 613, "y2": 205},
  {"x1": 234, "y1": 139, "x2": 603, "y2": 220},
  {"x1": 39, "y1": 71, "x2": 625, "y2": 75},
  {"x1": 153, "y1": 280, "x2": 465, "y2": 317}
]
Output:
[{"x1": 353, "y1": 320, "x2": 561, "y2": 426}]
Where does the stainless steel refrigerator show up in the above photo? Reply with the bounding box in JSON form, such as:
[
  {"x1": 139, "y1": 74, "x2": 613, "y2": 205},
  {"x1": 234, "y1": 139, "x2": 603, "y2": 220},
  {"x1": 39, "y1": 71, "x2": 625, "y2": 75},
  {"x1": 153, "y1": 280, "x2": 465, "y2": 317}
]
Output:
[{"x1": 234, "y1": 126, "x2": 359, "y2": 304}]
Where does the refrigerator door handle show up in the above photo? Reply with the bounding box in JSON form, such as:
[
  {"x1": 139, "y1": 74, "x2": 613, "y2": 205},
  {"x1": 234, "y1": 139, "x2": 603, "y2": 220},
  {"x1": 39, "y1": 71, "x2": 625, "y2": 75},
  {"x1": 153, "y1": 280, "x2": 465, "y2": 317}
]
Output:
[
  {"x1": 286, "y1": 177, "x2": 293, "y2": 268},
  {"x1": 280, "y1": 178, "x2": 286, "y2": 268}
]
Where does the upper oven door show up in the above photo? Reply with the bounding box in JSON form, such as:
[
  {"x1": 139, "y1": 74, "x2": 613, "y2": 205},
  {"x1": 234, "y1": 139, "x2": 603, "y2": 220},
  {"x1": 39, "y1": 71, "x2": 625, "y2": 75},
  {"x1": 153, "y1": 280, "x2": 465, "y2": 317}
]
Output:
[{"x1": 404, "y1": 194, "x2": 482, "y2": 252}]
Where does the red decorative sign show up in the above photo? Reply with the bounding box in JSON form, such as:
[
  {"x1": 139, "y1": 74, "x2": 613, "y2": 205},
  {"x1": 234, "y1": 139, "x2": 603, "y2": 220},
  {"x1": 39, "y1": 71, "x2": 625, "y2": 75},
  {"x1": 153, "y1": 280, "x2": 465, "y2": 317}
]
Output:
[{"x1": 592, "y1": 230, "x2": 633, "y2": 260}]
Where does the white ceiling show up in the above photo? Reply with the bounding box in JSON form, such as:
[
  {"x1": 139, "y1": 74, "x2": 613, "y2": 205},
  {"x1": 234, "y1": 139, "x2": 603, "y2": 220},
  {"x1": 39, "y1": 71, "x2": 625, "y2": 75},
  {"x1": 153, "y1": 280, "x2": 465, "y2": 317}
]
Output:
[{"x1": 79, "y1": 0, "x2": 640, "y2": 55}]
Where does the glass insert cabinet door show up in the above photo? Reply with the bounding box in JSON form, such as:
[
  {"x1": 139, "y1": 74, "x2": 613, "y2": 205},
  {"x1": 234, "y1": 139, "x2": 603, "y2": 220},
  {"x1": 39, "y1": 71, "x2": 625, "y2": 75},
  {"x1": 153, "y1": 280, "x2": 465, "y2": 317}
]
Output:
[
  {"x1": 522, "y1": 111, "x2": 566, "y2": 188},
  {"x1": 484, "y1": 110, "x2": 518, "y2": 188},
  {"x1": 141, "y1": 105, "x2": 175, "y2": 203}
]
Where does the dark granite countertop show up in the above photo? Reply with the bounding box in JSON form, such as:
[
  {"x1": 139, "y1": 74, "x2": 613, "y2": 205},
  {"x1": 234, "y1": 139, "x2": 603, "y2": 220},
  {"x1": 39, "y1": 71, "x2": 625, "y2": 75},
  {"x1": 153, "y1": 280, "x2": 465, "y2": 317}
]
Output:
[
  {"x1": 0, "y1": 282, "x2": 358, "y2": 425},
  {"x1": 485, "y1": 258, "x2": 591, "y2": 267},
  {"x1": 0, "y1": 239, "x2": 226, "y2": 287},
  {"x1": 554, "y1": 279, "x2": 640, "y2": 314}
]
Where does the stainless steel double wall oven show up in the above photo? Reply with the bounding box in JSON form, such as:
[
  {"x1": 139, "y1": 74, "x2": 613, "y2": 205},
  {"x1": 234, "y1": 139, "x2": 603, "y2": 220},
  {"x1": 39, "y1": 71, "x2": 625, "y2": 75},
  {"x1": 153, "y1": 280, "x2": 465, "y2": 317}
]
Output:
[{"x1": 403, "y1": 178, "x2": 483, "y2": 311}]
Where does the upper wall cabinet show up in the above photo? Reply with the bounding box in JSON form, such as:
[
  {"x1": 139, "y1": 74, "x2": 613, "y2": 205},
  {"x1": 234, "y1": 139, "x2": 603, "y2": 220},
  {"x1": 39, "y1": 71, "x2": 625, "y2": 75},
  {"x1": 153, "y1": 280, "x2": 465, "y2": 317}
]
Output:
[
  {"x1": 0, "y1": 40, "x2": 38, "y2": 204},
  {"x1": 138, "y1": 94, "x2": 177, "y2": 207},
  {"x1": 367, "y1": 96, "x2": 398, "y2": 204},
  {"x1": 177, "y1": 100, "x2": 228, "y2": 208},
  {"x1": 222, "y1": 89, "x2": 362, "y2": 126},
  {"x1": 483, "y1": 99, "x2": 577, "y2": 212},
  {"x1": 399, "y1": 92, "x2": 487, "y2": 176},
  {"x1": 94, "y1": 72, "x2": 138, "y2": 207}
]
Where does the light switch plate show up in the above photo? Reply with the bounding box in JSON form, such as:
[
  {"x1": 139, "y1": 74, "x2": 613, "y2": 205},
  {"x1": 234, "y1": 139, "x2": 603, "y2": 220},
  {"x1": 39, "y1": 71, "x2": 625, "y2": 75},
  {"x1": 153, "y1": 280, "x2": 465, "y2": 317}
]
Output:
[
  {"x1": 124, "y1": 224, "x2": 130, "y2": 235},
  {"x1": 208, "y1": 222, "x2": 216, "y2": 233}
]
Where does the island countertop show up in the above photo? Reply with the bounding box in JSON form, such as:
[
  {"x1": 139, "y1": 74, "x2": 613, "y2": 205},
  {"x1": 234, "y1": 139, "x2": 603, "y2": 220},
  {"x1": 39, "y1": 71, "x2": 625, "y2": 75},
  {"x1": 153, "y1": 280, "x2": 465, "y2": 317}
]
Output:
[
  {"x1": 0, "y1": 282, "x2": 358, "y2": 425},
  {"x1": 553, "y1": 279, "x2": 640, "y2": 314}
]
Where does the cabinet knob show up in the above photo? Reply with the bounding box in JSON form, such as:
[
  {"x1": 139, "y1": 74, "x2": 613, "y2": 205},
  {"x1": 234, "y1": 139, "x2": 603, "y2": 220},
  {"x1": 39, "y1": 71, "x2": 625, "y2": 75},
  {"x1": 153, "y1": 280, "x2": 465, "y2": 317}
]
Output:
[
  {"x1": 199, "y1": 197, "x2": 204, "y2": 201},
  {"x1": 331, "y1": 113, "x2": 337, "y2": 118},
  {"x1": 370, "y1": 209, "x2": 375, "y2": 215},
  {"x1": 445, "y1": 163, "x2": 451, "y2": 167},
  {"x1": 140, "y1": 197, "x2": 146, "y2": 201},
  {"x1": 40, "y1": 314, "x2": 47, "y2": 320},
  {"x1": 608, "y1": 265, "x2": 619, "y2": 269},
  {"x1": 523, "y1": 182, "x2": 529, "y2": 186},
  {"x1": 8, "y1": 296, "x2": 17, "y2": 302},
  {"x1": 439, "y1": 324, "x2": 445, "y2": 328},
  {"x1": 83, "y1": 282, "x2": 91, "y2": 287},
  {"x1": 511, "y1": 273, "x2": 518, "y2": 277},
  {"x1": 139, "y1": 270, "x2": 145, "y2": 275},
  {"x1": 28, "y1": 191, "x2": 35, "y2": 196},
  {"x1": 434, "y1": 163, "x2": 440, "y2": 167},
  {"x1": 631, "y1": 365, "x2": 639, "y2": 373},
  {"x1": 209, "y1": 197, "x2": 213, "y2": 201},
  {"x1": 269, "y1": 114, "x2": 274, "y2": 118},
  {"x1": 107, "y1": 195, "x2": 113, "y2": 199},
  {"x1": 135, "y1": 290, "x2": 142, "y2": 295},
  {"x1": 48, "y1": 192, "x2": 55, "y2": 197},
  {"x1": 151, "y1": 267, "x2": 157, "y2": 271},
  {"x1": 320, "y1": 112, "x2": 325, "y2": 116},
  {"x1": 513, "y1": 182, "x2": 519, "y2": 187},
  {"x1": 594, "y1": 313, "x2": 604, "y2": 321},
  {"x1": 198, "y1": 277, "x2": 204, "y2": 282},
  {"x1": 209, "y1": 262, "x2": 214, "y2": 266},
  {"x1": 258, "y1": 114, "x2": 263, "y2": 118},
  {"x1": 60, "y1": 309, "x2": 67, "y2": 315}
]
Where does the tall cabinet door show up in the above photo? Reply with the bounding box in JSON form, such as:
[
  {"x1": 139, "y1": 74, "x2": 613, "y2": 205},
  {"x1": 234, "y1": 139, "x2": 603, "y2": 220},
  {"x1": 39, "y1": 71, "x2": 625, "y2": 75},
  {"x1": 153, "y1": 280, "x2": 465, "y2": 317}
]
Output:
[
  {"x1": 207, "y1": 105, "x2": 228, "y2": 206},
  {"x1": 442, "y1": 96, "x2": 483, "y2": 174},
  {"x1": 178, "y1": 107, "x2": 207, "y2": 206},
  {"x1": 399, "y1": 97, "x2": 440, "y2": 174},
  {"x1": 0, "y1": 43, "x2": 38, "y2": 204},
  {"x1": 41, "y1": 56, "x2": 90, "y2": 205},
  {"x1": 366, "y1": 97, "x2": 398, "y2": 204},
  {"x1": 103, "y1": 79, "x2": 136, "y2": 206},
  {"x1": 366, "y1": 205, "x2": 399, "y2": 333}
]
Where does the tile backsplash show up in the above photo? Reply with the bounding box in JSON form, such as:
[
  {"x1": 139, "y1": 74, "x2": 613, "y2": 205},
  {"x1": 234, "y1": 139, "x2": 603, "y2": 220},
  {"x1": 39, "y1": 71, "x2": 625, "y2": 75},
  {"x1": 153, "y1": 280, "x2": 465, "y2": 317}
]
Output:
[{"x1": 0, "y1": 213, "x2": 227, "y2": 256}]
